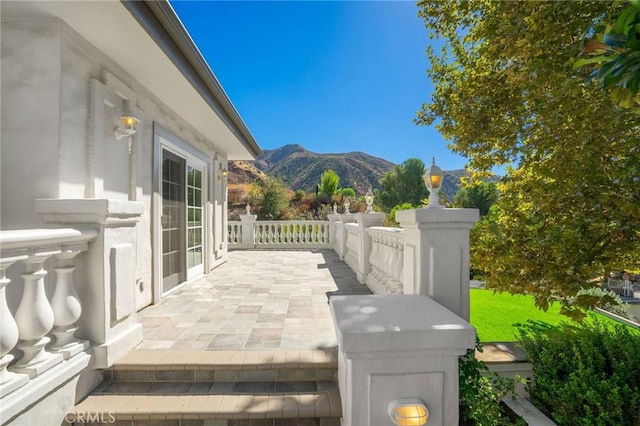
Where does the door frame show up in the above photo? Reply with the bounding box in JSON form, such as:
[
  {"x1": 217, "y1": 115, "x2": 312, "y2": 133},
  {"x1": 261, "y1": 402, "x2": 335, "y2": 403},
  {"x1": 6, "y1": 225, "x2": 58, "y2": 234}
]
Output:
[{"x1": 152, "y1": 124, "x2": 211, "y2": 303}]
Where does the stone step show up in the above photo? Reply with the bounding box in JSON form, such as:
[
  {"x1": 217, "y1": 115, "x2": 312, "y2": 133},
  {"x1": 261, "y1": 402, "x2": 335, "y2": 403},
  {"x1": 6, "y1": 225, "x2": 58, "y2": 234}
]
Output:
[
  {"x1": 66, "y1": 351, "x2": 342, "y2": 425},
  {"x1": 104, "y1": 350, "x2": 338, "y2": 383},
  {"x1": 67, "y1": 392, "x2": 341, "y2": 425}
]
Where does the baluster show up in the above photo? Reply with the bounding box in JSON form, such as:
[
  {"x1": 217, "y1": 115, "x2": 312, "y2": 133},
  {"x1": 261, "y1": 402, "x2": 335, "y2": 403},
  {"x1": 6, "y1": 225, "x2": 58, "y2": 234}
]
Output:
[
  {"x1": 268, "y1": 225, "x2": 274, "y2": 243},
  {"x1": 283, "y1": 224, "x2": 290, "y2": 244},
  {"x1": 12, "y1": 254, "x2": 63, "y2": 378},
  {"x1": 324, "y1": 224, "x2": 329, "y2": 243},
  {"x1": 0, "y1": 259, "x2": 29, "y2": 396},
  {"x1": 293, "y1": 224, "x2": 299, "y2": 244},
  {"x1": 311, "y1": 225, "x2": 317, "y2": 243},
  {"x1": 305, "y1": 225, "x2": 311, "y2": 243},
  {"x1": 49, "y1": 249, "x2": 89, "y2": 359}
]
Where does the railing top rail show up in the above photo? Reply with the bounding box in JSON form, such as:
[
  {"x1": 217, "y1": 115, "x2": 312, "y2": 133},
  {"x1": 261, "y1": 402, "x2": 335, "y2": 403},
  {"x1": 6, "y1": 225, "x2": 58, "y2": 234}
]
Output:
[
  {"x1": 0, "y1": 228, "x2": 99, "y2": 252},
  {"x1": 368, "y1": 226, "x2": 404, "y2": 236},
  {"x1": 253, "y1": 220, "x2": 329, "y2": 225}
]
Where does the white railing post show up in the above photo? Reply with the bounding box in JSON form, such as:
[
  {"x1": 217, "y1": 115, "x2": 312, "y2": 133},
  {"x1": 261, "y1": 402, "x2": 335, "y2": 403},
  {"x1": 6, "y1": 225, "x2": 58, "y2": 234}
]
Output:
[
  {"x1": 337, "y1": 214, "x2": 355, "y2": 260},
  {"x1": 331, "y1": 294, "x2": 475, "y2": 426},
  {"x1": 327, "y1": 214, "x2": 340, "y2": 247},
  {"x1": 36, "y1": 198, "x2": 144, "y2": 368},
  {"x1": 352, "y1": 213, "x2": 385, "y2": 284},
  {"x1": 239, "y1": 213, "x2": 256, "y2": 249},
  {"x1": 49, "y1": 248, "x2": 90, "y2": 359},
  {"x1": 0, "y1": 259, "x2": 29, "y2": 396},
  {"x1": 396, "y1": 208, "x2": 479, "y2": 321},
  {"x1": 12, "y1": 254, "x2": 64, "y2": 378}
]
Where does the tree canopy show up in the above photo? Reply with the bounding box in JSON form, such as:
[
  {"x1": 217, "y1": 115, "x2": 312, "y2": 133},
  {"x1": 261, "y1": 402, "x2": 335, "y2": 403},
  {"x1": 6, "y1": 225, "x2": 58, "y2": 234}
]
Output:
[
  {"x1": 453, "y1": 182, "x2": 499, "y2": 217},
  {"x1": 317, "y1": 170, "x2": 340, "y2": 200},
  {"x1": 248, "y1": 176, "x2": 289, "y2": 220},
  {"x1": 376, "y1": 158, "x2": 429, "y2": 211},
  {"x1": 417, "y1": 1, "x2": 640, "y2": 317}
]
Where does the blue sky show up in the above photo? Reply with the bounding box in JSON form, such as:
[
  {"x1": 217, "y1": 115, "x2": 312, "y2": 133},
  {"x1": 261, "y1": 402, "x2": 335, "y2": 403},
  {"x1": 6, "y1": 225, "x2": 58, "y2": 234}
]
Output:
[{"x1": 171, "y1": 1, "x2": 469, "y2": 170}]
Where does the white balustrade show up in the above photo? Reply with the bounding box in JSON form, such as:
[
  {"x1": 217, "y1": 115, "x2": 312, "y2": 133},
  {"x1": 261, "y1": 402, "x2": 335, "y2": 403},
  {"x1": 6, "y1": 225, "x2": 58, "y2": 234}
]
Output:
[
  {"x1": 228, "y1": 221, "x2": 241, "y2": 247},
  {"x1": 0, "y1": 228, "x2": 97, "y2": 394},
  {"x1": 367, "y1": 227, "x2": 405, "y2": 294},
  {"x1": 0, "y1": 258, "x2": 29, "y2": 396},
  {"x1": 227, "y1": 218, "x2": 332, "y2": 249}
]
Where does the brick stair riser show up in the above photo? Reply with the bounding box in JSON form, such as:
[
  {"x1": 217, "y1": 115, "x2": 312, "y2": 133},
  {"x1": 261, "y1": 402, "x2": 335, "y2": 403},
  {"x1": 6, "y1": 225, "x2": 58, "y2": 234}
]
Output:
[{"x1": 104, "y1": 368, "x2": 337, "y2": 383}]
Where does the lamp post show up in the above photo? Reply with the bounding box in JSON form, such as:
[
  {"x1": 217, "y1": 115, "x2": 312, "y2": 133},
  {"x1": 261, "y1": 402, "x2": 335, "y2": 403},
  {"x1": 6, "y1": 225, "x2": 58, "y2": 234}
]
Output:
[
  {"x1": 365, "y1": 188, "x2": 374, "y2": 213},
  {"x1": 344, "y1": 198, "x2": 351, "y2": 214},
  {"x1": 423, "y1": 157, "x2": 443, "y2": 208}
]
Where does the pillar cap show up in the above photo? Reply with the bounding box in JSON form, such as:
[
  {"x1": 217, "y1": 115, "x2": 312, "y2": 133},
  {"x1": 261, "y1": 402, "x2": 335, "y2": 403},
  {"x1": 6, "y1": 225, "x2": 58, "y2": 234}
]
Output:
[
  {"x1": 330, "y1": 295, "x2": 475, "y2": 354},
  {"x1": 396, "y1": 208, "x2": 479, "y2": 226}
]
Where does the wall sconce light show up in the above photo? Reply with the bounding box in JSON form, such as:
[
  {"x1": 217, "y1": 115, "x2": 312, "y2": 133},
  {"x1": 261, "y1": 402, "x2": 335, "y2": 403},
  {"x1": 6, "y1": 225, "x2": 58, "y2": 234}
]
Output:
[
  {"x1": 219, "y1": 168, "x2": 228, "y2": 180},
  {"x1": 423, "y1": 157, "x2": 443, "y2": 209},
  {"x1": 388, "y1": 399, "x2": 429, "y2": 426},
  {"x1": 365, "y1": 187, "x2": 374, "y2": 213},
  {"x1": 114, "y1": 115, "x2": 141, "y2": 154},
  {"x1": 344, "y1": 198, "x2": 351, "y2": 214}
]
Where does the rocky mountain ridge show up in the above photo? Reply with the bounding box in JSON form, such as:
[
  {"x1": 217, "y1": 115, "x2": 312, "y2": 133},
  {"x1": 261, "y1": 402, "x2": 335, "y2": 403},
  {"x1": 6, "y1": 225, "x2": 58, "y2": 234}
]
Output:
[{"x1": 228, "y1": 144, "x2": 478, "y2": 202}]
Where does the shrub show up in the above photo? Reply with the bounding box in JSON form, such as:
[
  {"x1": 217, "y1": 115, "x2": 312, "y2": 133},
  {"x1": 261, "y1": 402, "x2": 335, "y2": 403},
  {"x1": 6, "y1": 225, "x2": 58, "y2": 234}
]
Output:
[
  {"x1": 385, "y1": 202, "x2": 415, "y2": 227},
  {"x1": 572, "y1": 287, "x2": 630, "y2": 318},
  {"x1": 517, "y1": 320, "x2": 640, "y2": 426},
  {"x1": 459, "y1": 338, "x2": 524, "y2": 426}
]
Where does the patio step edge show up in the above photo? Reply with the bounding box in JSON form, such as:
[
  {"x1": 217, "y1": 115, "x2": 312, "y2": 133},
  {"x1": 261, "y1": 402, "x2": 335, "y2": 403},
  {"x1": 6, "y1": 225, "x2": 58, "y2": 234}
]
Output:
[
  {"x1": 67, "y1": 392, "x2": 342, "y2": 422},
  {"x1": 114, "y1": 350, "x2": 338, "y2": 370}
]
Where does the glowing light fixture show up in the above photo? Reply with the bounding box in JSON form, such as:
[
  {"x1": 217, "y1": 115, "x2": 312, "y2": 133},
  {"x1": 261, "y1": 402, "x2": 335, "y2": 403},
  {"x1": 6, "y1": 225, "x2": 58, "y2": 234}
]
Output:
[
  {"x1": 220, "y1": 168, "x2": 228, "y2": 179},
  {"x1": 365, "y1": 187, "x2": 374, "y2": 213},
  {"x1": 423, "y1": 157, "x2": 443, "y2": 208},
  {"x1": 114, "y1": 114, "x2": 141, "y2": 154},
  {"x1": 388, "y1": 399, "x2": 429, "y2": 426},
  {"x1": 114, "y1": 115, "x2": 141, "y2": 140}
]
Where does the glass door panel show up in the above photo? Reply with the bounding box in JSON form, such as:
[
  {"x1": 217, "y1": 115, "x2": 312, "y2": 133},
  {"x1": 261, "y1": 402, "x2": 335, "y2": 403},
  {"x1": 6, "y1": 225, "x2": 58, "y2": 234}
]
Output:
[
  {"x1": 186, "y1": 165, "x2": 204, "y2": 275},
  {"x1": 161, "y1": 150, "x2": 186, "y2": 293}
]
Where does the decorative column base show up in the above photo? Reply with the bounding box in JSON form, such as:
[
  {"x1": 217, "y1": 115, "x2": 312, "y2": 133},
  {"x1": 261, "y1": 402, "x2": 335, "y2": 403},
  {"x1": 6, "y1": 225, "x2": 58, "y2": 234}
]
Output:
[
  {"x1": 0, "y1": 354, "x2": 29, "y2": 397},
  {"x1": 12, "y1": 337, "x2": 63, "y2": 378},
  {"x1": 49, "y1": 326, "x2": 90, "y2": 360}
]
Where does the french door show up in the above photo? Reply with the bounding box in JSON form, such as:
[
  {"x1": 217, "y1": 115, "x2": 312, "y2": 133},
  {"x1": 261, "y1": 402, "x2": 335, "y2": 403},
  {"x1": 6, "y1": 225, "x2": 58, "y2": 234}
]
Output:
[{"x1": 161, "y1": 148, "x2": 205, "y2": 294}]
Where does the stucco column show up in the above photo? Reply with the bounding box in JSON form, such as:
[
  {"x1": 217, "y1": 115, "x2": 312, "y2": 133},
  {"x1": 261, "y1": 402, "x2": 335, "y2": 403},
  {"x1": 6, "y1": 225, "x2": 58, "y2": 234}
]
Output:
[
  {"x1": 331, "y1": 294, "x2": 475, "y2": 426},
  {"x1": 353, "y1": 213, "x2": 385, "y2": 284},
  {"x1": 35, "y1": 198, "x2": 144, "y2": 368},
  {"x1": 396, "y1": 208, "x2": 479, "y2": 321},
  {"x1": 327, "y1": 214, "x2": 340, "y2": 248},
  {"x1": 239, "y1": 213, "x2": 256, "y2": 249}
]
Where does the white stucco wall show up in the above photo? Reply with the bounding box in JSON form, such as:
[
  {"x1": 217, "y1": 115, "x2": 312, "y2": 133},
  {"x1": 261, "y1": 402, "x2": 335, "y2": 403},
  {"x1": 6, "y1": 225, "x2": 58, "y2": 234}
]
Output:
[
  {"x1": 1, "y1": 18, "x2": 63, "y2": 229},
  {"x1": 2, "y1": 17, "x2": 230, "y2": 311}
]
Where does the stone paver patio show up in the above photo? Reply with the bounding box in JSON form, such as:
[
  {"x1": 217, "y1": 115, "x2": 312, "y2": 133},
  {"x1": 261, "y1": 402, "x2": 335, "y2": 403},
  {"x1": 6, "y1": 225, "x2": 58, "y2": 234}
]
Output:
[{"x1": 135, "y1": 249, "x2": 371, "y2": 351}]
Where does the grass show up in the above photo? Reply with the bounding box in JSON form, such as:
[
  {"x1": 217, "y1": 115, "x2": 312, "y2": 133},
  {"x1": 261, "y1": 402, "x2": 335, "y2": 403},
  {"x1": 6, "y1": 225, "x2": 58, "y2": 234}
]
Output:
[
  {"x1": 470, "y1": 288, "x2": 564, "y2": 341},
  {"x1": 469, "y1": 288, "x2": 627, "y2": 342}
]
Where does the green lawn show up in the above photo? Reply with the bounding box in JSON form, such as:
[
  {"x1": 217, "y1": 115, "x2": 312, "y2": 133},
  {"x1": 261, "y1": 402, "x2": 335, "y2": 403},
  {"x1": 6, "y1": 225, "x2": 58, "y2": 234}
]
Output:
[{"x1": 470, "y1": 288, "x2": 567, "y2": 342}]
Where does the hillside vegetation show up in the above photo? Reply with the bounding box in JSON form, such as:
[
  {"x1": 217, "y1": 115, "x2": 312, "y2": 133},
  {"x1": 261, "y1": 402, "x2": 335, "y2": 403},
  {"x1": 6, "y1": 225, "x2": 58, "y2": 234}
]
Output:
[{"x1": 229, "y1": 144, "x2": 475, "y2": 201}]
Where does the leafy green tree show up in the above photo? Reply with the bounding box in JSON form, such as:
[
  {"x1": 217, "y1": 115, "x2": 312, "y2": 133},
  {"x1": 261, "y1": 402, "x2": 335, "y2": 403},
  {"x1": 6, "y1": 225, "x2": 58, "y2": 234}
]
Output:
[
  {"x1": 247, "y1": 176, "x2": 289, "y2": 220},
  {"x1": 376, "y1": 158, "x2": 429, "y2": 211},
  {"x1": 339, "y1": 187, "x2": 356, "y2": 199},
  {"x1": 577, "y1": 2, "x2": 640, "y2": 111},
  {"x1": 317, "y1": 169, "x2": 340, "y2": 200},
  {"x1": 417, "y1": 1, "x2": 640, "y2": 317},
  {"x1": 453, "y1": 182, "x2": 499, "y2": 217}
]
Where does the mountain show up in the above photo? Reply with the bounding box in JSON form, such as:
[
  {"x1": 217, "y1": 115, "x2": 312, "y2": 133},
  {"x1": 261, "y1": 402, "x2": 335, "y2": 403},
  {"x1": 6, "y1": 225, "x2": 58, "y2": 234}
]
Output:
[
  {"x1": 253, "y1": 144, "x2": 395, "y2": 195},
  {"x1": 228, "y1": 144, "x2": 494, "y2": 203}
]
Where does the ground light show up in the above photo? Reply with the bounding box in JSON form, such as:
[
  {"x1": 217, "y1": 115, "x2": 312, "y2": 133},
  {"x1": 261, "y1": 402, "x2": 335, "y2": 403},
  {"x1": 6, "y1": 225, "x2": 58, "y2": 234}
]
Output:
[{"x1": 388, "y1": 399, "x2": 429, "y2": 425}]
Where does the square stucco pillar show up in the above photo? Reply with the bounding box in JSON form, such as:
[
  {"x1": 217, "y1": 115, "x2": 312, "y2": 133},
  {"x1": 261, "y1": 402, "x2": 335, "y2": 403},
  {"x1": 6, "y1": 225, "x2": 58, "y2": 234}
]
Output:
[
  {"x1": 35, "y1": 199, "x2": 144, "y2": 368},
  {"x1": 396, "y1": 208, "x2": 479, "y2": 321},
  {"x1": 336, "y1": 214, "x2": 356, "y2": 260},
  {"x1": 353, "y1": 212, "x2": 385, "y2": 284},
  {"x1": 331, "y1": 295, "x2": 475, "y2": 426},
  {"x1": 239, "y1": 213, "x2": 256, "y2": 249}
]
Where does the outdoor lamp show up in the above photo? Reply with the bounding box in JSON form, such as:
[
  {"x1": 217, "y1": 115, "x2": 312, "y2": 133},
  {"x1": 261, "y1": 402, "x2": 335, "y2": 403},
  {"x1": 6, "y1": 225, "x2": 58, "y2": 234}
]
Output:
[
  {"x1": 423, "y1": 157, "x2": 443, "y2": 208},
  {"x1": 114, "y1": 115, "x2": 141, "y2": 140},
  {"x1": 220, "y1": 168, "x2": 228, "y2": 179},
  {"x1": 388, "y1": 399, "x2": 429, "y2": 426},
  {"x1": 365, "y1": 187, "x2": 374, "y2": 213},
  {"x1": 344, "y1": 198, "x2": 351, "y2": 213}
]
